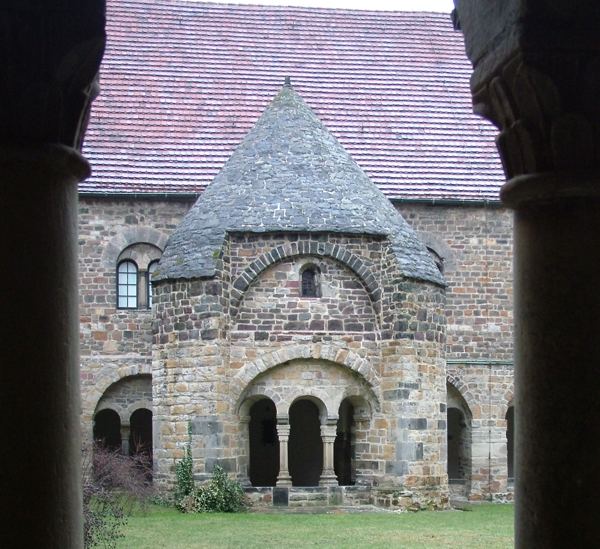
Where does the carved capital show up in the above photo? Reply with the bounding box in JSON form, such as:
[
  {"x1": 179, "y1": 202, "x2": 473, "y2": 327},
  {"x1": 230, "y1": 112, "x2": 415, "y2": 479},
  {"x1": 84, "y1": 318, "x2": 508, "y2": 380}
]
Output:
[
  {"x1": 473, "y1": 52, "x2": 600, "y2": 179},
  {"x1": 455, "y1": 0, "x2": 600, "y2": 181},
  {"x1": 0, "y1": 1, "x2": 106, "y2": 149}
]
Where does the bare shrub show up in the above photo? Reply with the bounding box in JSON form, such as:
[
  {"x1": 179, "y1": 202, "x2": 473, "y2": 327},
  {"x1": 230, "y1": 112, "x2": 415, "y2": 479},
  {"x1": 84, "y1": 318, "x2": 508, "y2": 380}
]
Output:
[{"x1": 82, "y1": 443, "x2": 155, "y2": 548}]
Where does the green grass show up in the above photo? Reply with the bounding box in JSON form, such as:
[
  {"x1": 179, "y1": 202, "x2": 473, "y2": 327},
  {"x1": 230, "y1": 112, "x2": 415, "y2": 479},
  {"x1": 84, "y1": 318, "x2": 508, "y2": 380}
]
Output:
[{"x1": 118, "y1": 504, "x2": 514, "y2": 548}]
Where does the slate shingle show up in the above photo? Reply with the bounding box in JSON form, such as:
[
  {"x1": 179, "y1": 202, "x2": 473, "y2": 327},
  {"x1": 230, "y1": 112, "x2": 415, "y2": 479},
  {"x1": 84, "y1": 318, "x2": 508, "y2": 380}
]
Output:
[{"x1": 154, "y1": 84, "x2": 444, "y2": 286}]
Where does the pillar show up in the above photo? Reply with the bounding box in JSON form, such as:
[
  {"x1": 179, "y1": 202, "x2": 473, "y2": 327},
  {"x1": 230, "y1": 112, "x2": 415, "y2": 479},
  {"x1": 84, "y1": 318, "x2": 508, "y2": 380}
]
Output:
[
  {"x1": 276, "y1": 421, "x2": 292, "y2": 486},
  {"x1": 121, "y1": 424, "x2": 131, "y2": 455},
  {"x1": 454, "y1": 1, "x2": 600, "y2": 545},
  {"x1": 0, "y1": 3, "x2": 105, "y2": 546},
  {"x1": 0, "y1": 145, "x2": 91, "y2": 547},
  {"x1": 319, "y1": 423, "x2": 338, "y2": 486},
  {"x1": 506, "y1": 176, "x2": 600, "y2": 546},
  {"x1": 238, "y1": 415, "x2": 251, "y2": 486}
]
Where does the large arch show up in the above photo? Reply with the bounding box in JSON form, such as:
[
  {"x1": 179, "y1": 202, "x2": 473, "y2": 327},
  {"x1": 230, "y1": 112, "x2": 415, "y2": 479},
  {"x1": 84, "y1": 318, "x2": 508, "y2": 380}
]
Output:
[
  {"x1": 229, "y1": 240, "x2": 382, "y2": 318},
  {"x1": 446, "y1": 373, "x2": 478, "y2": 418},
  {"x1": 83, "y1": 363, "x2": 152, "y2": 422},
  {"x1": 100, "y1": 226, "x2": 168, "y2": 269},
  {"x1": 231, "y1": 344, "x2": 380, "y2": 411},
  {"x1": 446, "y1": 381, "x2": 473, "y2": 490},
  {"x1": 94, "y1": 373, "x2": 152, "y2": 423}
]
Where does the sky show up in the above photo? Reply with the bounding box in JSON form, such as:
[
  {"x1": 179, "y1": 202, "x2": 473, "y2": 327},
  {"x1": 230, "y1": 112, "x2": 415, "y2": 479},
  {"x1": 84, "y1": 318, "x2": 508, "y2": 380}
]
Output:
[{"x1": 191, "y1": 0, "x2": 455, "y2": 12}]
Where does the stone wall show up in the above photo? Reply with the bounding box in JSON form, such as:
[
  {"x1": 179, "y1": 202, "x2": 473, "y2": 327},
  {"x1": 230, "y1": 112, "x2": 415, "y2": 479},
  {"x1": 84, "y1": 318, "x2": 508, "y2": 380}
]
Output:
[
  {"x1": 78, "y1": 196, "x2": 193, "y2": 436},
  {"x1": 78, "y1": 197, "x2": 514, "y2": 504},
  {"x1": 152, "y1": 230, "x2": 448, "y2": 509},
  {"x1": 396, "y1": 203, "x2": 513, "y2": 360},
  {"x1": 96, "y1": 374, "x2": 152, "y2": 422}
]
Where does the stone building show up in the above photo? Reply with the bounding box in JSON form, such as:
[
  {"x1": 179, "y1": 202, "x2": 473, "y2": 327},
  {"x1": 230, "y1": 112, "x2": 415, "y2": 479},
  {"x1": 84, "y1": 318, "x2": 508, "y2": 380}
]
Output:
[
  {"x1": 78, "y1": 0, "x2": 515, "y2": 508},
  {"x1": 5, "y1": 0, "x2": 599, "y2": 545}
]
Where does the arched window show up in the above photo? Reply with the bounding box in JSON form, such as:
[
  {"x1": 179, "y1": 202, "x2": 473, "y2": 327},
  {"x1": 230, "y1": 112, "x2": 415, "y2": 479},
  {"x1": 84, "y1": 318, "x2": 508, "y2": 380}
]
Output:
[
  {"x1": 117, "y1": 260, "x2": 138, "y2": 309},
  {"x1": 116, "y1": 243, "x2": 162, "y2": 309},
  {"x1": 147, "y1": 260, "x2": 159, "y2": 308},
  {"x1": 300, "y1": 265, "x2": 320, "y2": 297}
]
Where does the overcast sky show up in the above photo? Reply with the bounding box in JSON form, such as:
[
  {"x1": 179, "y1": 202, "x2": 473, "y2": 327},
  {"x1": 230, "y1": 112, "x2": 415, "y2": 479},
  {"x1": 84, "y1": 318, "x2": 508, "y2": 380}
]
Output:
[{"x1": 192, "y1": 0, "x2": 455, "y2": 12}]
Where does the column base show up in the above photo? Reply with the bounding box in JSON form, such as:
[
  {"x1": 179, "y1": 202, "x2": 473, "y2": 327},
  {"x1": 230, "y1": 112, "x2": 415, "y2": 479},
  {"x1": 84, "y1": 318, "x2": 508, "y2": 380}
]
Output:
[
  {"x1": 276, "y1": 473, "x2": 292, "y2": 486},
  {"x1": 319, "y1": 471, "x2": 339, "y2": 487}
]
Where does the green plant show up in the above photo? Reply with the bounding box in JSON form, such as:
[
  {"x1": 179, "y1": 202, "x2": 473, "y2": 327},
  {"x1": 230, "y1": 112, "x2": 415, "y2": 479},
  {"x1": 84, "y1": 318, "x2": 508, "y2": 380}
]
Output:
[
  {"x1": 174, "y1": 422, "x2": 195, "y2": 510},
  {"x1": 193, "y1": 465, "x2": 247, "y2": 513}
]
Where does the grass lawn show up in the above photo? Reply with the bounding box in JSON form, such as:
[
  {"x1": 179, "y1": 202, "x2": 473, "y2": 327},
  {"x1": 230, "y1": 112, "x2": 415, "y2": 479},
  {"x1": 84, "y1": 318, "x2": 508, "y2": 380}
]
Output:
[{"x1": 118, "y1": 504, "x2": 514, "y2": 548}]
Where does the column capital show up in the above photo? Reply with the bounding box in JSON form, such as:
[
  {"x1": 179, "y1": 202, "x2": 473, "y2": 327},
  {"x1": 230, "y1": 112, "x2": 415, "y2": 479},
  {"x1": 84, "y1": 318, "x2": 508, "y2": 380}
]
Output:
[
  {"x1": 1, "y1": 1, "x2": 106, "y2": 150},
  {"x1": 0, "y1": 144, "x2": 90, "y2": 183},
  {"x1": 454, "y1": 1, "x2": 600, "y2": 185},
  {"x1": 320, "y1": 424, "x2": 338, "y2": 442}
]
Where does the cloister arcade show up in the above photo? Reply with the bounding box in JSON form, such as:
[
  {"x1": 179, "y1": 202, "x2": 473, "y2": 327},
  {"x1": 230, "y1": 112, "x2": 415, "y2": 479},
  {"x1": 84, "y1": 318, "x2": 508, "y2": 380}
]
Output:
[{"x1": 237, "y1": 359, "x2": 376, "y2": 487}]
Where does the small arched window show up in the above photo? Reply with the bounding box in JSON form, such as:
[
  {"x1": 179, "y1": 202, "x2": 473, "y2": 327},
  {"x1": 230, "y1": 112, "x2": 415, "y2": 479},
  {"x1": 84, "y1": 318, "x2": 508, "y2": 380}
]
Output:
[
  {"x1": 117, "y1": 260, "x2": 138, "y2": 309},
  {"x1": 147, "y1": 260, "x2": 159, "y2": 308},
  {"x1": 301, "y1": 265, "x2": 320, "y2": 298},
  {"x1": 426, "y1": 246, "x2": 444, "y2": 274}
]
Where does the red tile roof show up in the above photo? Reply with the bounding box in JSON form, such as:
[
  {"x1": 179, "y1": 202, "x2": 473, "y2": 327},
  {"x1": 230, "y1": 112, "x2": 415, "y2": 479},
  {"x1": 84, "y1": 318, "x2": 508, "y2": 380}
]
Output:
[{"x1": 82, "y1": 0, "x2": 504, "y2": 201}]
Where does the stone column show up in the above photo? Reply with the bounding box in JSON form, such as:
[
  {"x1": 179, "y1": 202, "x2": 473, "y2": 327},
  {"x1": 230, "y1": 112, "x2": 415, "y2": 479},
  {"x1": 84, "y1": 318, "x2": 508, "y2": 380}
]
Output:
[
  {"x1": 276, "y1": 422, "x2": 292, "y2": 486},
  {"x1": 507, "y1": 178, "x2": 600, "y2": 546},
  {"x1": 0, "y1": 4, "x2": 105, "y2": 546},
  {"x1": 454, "y1": 2, "x2": 600, "y2": 545},
  {"x1": 238, "y1": 415, "x2": 251, "y2": 486},
  {"x1": 121, "y1": 424, "x2": 131, "y2": 455},
  {"x1": 319, "y1": 423, "x2": 338, "y2": 486},
  {"x1": 1, "y1": 145, "x2": 91, "y2": 548}
]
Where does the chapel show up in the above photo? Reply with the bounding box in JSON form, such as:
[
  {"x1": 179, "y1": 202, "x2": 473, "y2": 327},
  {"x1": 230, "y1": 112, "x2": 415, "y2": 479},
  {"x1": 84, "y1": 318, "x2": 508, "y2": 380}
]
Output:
[{"x1": 148, "y1": 82, "x2": 447, "y2": 506}]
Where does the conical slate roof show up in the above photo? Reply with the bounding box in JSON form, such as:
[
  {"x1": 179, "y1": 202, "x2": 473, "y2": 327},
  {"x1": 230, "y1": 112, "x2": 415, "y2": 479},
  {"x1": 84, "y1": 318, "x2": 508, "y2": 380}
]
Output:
[{"x1": 154, "y1": 83, "x2": 444, "y2": 286}]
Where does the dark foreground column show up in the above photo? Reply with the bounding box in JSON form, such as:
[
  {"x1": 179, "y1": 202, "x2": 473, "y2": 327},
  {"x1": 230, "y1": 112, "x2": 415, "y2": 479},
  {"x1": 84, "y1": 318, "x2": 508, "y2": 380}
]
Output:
[
  {"x1": 503, "y1": 175, "x2": 600, "y2": 547},
  {"x1": 0, "y1": 3, "x2": 105, "y2": 545},
  {"x1": 0, "y1": 146, "x2": 90, "y2": 547},
  {"x1": 453, "y1": 1, "x2": 600, "y2": 545}
]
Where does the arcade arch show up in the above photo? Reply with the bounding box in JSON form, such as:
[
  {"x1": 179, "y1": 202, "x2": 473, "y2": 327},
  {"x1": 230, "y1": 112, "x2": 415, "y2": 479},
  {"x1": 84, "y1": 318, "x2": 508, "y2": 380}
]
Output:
[{"x1": 239, "y1": 359, "x2": 375, "y2": 487}]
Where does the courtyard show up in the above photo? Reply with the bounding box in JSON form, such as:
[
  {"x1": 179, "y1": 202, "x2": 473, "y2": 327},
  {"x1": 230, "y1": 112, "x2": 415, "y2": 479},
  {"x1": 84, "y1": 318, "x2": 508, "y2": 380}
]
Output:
[{"x1": 117, "y1": 504, "x2": 514, "y2": 548}]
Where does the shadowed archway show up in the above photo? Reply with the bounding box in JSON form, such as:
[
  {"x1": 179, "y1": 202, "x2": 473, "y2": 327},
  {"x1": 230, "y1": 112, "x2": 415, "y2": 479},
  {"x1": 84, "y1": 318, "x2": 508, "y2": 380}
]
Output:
[{"x1": 289, "y1": 399, "x2": 323, "y2": 486}]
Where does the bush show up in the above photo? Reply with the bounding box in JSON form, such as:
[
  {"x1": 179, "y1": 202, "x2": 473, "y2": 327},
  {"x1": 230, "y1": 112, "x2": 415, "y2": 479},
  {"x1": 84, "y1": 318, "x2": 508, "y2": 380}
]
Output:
[
  {"x1": 174, "y1": 422, "x2": 195, "y2": 511},
  {"x1": 193, "y1": 465, "x2": 247, "y2": 513},
  {"x1": 172, "y1": 424, "x2": 247, "y2": 513},
  {"x1": 82, "y1": 443, "x2": 155, "y2": 548}
]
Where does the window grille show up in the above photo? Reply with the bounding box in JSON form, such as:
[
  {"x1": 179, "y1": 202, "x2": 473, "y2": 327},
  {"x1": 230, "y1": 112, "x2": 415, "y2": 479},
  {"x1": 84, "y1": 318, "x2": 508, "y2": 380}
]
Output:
[{"x1": 117, "y1": 260, "x2": 138, "y2": 308}]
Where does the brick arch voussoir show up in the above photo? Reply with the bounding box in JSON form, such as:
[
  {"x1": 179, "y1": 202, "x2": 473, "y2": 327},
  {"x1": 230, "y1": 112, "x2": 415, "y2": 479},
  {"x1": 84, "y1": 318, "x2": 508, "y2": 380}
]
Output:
[
  {"x1": 85, "y1": 364, "x2": 152, "y2": 419},
  {"x1": 232, "y1": 344, "x2": 380, "y2": 412},
  {"x1": 101, "y1": 226, "x2": 168, "y2": 269},
  {"x1": 446, "y1": 374, "x2": 477, "y2": 419},
  {"x1": 230, "y1": 241, "x2": 381, "y2": 317}
]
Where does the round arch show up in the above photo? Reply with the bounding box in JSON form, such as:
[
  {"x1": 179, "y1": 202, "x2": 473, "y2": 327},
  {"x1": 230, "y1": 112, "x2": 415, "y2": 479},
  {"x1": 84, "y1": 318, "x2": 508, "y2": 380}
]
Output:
[
  {"x1": 101, "y1": 226, "x2": 168, "y2": 269},
  {"x1": 229, "y1": 240, "x2": 382, "y2": 318},
  {"x1": 231, "y1": 344, "x2": 380, "y2": 411},
  {"x1": 84, "y1": 365, "x2": 152, "y2": 421},
  {"x1": 446, "y1": 373, "x2": 478, "y2": 418}
]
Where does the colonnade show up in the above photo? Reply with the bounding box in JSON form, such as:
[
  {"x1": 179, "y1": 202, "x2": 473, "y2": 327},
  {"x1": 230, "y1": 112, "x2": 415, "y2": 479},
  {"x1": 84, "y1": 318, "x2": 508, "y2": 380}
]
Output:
[{"x1": 274, "y1": 419, "x2": 339, "y2": 487}]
